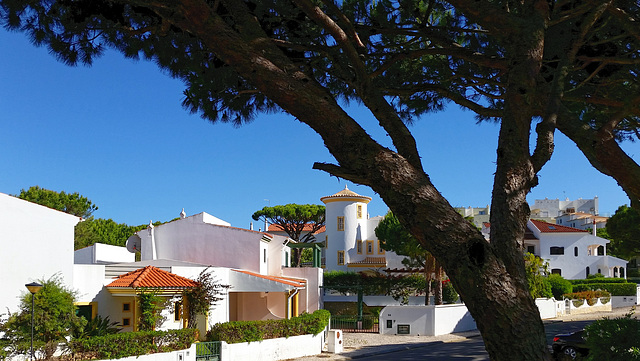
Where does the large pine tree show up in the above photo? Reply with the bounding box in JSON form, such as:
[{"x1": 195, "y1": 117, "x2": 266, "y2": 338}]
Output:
[{"x1": 2, "y1": 1, "x2": 639, "y2": 359}]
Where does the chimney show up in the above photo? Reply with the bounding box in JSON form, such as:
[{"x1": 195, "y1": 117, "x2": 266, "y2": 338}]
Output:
[{"x1": 250, "y1": 222, "x2": 254, "y2": 231}]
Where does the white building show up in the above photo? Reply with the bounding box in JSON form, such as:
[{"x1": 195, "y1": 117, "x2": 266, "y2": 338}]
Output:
[
  {"x1": 0, "y1": 192, "x2": 79, "y2": 317},
  {"x1": 524, "y1": 219, "x2": 627, "y2": 279},
  {"x1": 318, "y1": 186, "x2": 404, "y2": 272},
  {"x1": 455, "y1": 205, "x2": 491, "y2": 229},
  {"x1": 554, "y1": 212, "x2": 608, "y2": 231},
  {"x1": 71, "y1": 211, "x2": 323, "y2": 337},
  {"x1": 530, "y1": 197, "x2": 599, "y2": 222}
]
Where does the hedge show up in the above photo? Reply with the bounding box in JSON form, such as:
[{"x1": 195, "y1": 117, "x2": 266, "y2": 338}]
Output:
[
  {"x1": 67, "y1": 328, "x2": 198, "y2": 360},
  {"x1": 571, "y1": 282, "x2": 637, "y2": 296},
  {"x1": 569, "y1": 278, "x2": 628, "y2": 285},
  {"x1": 207, "y1": 309, "x2": 330, "y2": 344}
]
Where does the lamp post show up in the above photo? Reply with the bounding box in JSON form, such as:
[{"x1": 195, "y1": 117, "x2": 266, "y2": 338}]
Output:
[{"x1": 25, "y1": 282, "x2": 43, "y2": 361}]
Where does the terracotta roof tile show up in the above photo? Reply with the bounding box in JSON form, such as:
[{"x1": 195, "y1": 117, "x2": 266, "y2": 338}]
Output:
[
  {"x1": 529, "y1": 219, "x2": 588, "y2": 233},
  {"x1": 106, "y1": 266, "x2": 198, "y2": 289},
  {"x1": 321, "y1": 186, "x2": 372, "y2": 203}
]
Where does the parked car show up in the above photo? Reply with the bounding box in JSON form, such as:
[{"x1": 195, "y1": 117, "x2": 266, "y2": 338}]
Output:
[{"x1": 552, "y1": 329, "x2": 589, "y2": 360}]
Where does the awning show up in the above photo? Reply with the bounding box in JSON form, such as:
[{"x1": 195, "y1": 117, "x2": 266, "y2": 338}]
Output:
[{"x1": 230, "y1": 269, "x2": 306, "y2": 292}]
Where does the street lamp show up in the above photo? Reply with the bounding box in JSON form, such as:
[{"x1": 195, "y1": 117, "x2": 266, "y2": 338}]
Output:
[{"x1": 25, "y1": 282, "x2": 43, "y2": 361}]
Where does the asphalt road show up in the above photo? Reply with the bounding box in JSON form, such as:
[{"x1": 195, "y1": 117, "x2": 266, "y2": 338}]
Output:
[{"x1": 353, "y1": 319, "x2": 594, "y2": 361}]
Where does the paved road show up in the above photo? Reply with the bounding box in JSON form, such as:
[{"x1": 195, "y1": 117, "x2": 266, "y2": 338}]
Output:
[{"x1": 347, "y1": 320, "x2": 595, "y2": 360}]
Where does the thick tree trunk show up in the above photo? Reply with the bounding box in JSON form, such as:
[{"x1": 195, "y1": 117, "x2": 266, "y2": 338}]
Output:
[{"x1": 139, "y1": 1, "x2": 554, "y2": 359}]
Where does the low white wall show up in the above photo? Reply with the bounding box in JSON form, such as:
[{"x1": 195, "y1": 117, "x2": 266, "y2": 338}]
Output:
[
  {"x1": 221, "y1": 333, "x2": 324, "y2": 361},
  {"x1": 88, "y1": 345, "x2": 196, "y2": 361},
  {"x1": 535, "y1": 298, "x2": 564, "y2": 319},
  {"x1": 379, "y1": 304, "x2": 475, "y2": 336},
  {"x1": 433, "y1": 304, "x2": 476, "y2": 336},
  {"x1": 565, "y1": 298, "x2": 612, "y2": 314},
  {"x1": 611, "y1": 295, "x2": 638, "y2": 308}
]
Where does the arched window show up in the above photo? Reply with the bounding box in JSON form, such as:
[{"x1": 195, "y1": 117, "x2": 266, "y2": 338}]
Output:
[
  {"x1": 586, "y1": 267, "x2": 590, "y2": 278},
  {"x1": 597, "y1": 246, "x2": 605, "y2": 256},
  {"x1": 574, "y1": 247, "x2": 578, "y2": 257},
  {"x1": 551, "y1": 269, "x2": 562, "y2": 276}
]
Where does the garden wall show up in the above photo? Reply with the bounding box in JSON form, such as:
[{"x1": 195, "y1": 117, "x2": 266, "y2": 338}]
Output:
[
  {"x1": 220, "y1": 333, "x2": 325, "y2": 361},
  {"x1": 379, "y1": 304, "x2": 476, "y2": 336}
]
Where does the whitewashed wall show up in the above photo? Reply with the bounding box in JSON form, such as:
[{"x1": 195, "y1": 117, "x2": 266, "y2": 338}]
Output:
[
  {"x1": 74, "y1": 243, "x2": 134, "y2": 264},
  {"x1": 221, "y1": 333, "x2": 324, "y2": 361},
  {"x1": 379, "y1": 304, "x2": 476, "y2": 336},
  {"x1": 0, "y1": 193, "x2": 79, "y2": 316}
]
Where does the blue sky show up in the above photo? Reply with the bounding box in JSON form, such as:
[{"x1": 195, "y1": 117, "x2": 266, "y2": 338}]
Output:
[{"x1": 1, "y1": 29, "x2": 638, "y2": 228}]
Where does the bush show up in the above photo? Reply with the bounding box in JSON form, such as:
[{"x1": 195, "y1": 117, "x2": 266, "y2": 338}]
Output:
[
  {"x1": 206, "y1": 309, "x2": 330, "y2": 344},
  {"x1": 442, "y1": 281, "x2": 458, "y2": 304},
  {"x1": 68, "y1": 329, "x2": 197, "y2": 360},
  {"x1": 585, "y1": 311, "x2": 640, "y2": 361},
  {"x1": 548, "y1": 274, "x2": 572, "y2": 299},
  {"x1": 572, "y1": 283, "x2": 637, "y2": 296},
  {"x1": 0, "y1": 275, "x2": 86, "y2": 360},
  {"x1": 564, "y1": 290, "x2": 611, "y2": 308},
  {"x1": 587, "y1": 273, "x2": 605, "y2": 279},
  {"x1": 570, "y1": 278, "x2": 627, "y2": 285}
]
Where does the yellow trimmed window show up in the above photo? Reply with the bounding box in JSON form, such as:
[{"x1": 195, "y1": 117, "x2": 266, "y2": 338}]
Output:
[
  {"x1": 366, "y1": 240, "x2": 374, "y2": 255},
  {"x1": 337, "y1": 217, "x2": 345, "y2": 231},
  {"x1": 337, "y1": 251, "x2": 345, "y2": 265},
  {"x1": 378, "y1": 240, "x2": 386, "y2": 254},
  {"x1": 357, "y1": 205, "x2": 363, "y2": 219},
  {"x1": 357, "y1": 240, "x2": 363, "y2": 254}
]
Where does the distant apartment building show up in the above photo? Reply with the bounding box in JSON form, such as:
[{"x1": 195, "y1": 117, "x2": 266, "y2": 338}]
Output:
[
  {"x1": 530, "y1": 197, "x2": 599, "y2": 222},
  {"x1": 455, "y1": 205, "x2": 490, "y2": 229}
]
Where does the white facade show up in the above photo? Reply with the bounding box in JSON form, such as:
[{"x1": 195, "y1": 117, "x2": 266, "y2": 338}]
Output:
[
  {"x1": 530, "y1": 196, "x2": 599, "y2": 220},
  {"x1": 555, "y1": 212, "x2": 608, "y2": 231},
  {"x1": 455, "y1": 205, "x2": 491, "y2": 229},
  {"x1": 74, "y1": 243, "x2": 135, "y2": 264},
  {"x1": 128, "y1": 212, "x2": 289, "y2": 275},
  {"x1": 525, "y1": 219, "x2": 627, "y2": 279},
  {"x1": 0, "y1": 192, "x2": 79, "y2": 316},
  {"x1": 319, "y1": 186, "x2": 404, "y2": 272}
]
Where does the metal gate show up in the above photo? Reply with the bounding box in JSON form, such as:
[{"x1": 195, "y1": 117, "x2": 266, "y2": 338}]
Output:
[
  {"x1": 196, "y1": 341, "x2": 221, "y2": 361},
  {"x1": 330, "y1": 315, "x2": 379, "y2": 333}
]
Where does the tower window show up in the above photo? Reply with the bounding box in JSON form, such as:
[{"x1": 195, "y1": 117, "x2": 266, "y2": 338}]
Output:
[
  {"x1": 357, "y1": 205, "x2": 363, "y2": 219},
  {"x1": 337, "y1": 217, "x2": 345, "y2": 231},
  {"x1": 357, "y1": 240, "x2": 363, "y2": 254},
  {"x1": 337, "y1": 251, "x2": 345, "y2": 265}
]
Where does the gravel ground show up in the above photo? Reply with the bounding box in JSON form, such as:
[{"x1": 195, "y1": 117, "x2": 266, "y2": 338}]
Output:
[{"x1": 289, "y1": 306, "x2": 638, "y2": 361}]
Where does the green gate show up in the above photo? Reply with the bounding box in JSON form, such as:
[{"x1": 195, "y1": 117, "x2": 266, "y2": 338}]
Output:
[
  {"x1": 330, "y1": 315, "x2": 379, "y2": 333},
  {"x1": 196, "y1": 341, "x2": 221, "y2": 361}
]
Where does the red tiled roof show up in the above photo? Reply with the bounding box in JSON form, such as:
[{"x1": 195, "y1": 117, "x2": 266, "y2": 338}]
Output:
[
  {"x1": 106, "y1": 266, "x2": 198, "y2": 289},
  {"x1": 529, "y1": 219, "x2": 588, "y2": 233},
  {"x1": 321, "y1": 186, "x2": 372, "y2": 203},
  {"x1": 232, "y1": 269, "x2": 307, "y2": 288},
  {"x1": 267, "y1": 224, "x2": 326, "y2": 234}
]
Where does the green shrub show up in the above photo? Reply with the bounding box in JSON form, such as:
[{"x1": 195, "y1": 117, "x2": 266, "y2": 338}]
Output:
[
  {"x1": 206, "y1": 309, "x2": 330, "y2": 344},
  {"x1": 68, "y1": 328, "x2": 197, "y2": 360},
  {"x1": 548, "y1": 274, "x2": 573, "y2": 299},
  {"x1": 442, "y1": 281, "x2": 459, "y2": 304},
  {"x1": 585, "y1": 311, "x2": 640, "y2": 361},
  {"x1": 587, "y1": 273, "x2": 605, "y2": 279},
  {"x1": 571, "y1": 282, "x2": 637, "y2": 296},
  {"x1": 570, "y1": 278, "x2": 627, "y2": 285}
]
